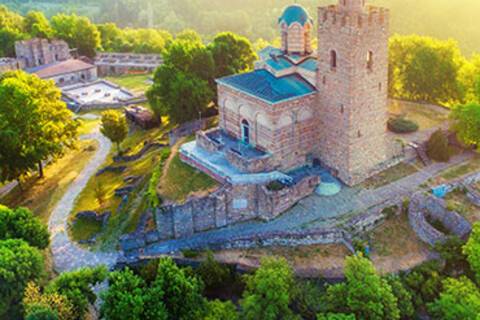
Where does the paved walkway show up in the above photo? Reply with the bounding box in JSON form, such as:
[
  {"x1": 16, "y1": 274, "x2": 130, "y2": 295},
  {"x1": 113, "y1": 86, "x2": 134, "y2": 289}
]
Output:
[
  {"x1": 142, "y1": 152, "x2": 474, "y2": 256},
  {"x1": 48, "y1": 129, "x2": 119, "y2": 273}
]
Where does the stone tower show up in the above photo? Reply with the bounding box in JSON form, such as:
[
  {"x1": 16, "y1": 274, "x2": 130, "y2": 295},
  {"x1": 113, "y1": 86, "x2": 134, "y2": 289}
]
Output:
[
  {"x1": 279, "y1": 5, "x2": 313, "y2": 56},
  {"x1": 316, "y1": 0, "x2": 390, "y2": 185}
]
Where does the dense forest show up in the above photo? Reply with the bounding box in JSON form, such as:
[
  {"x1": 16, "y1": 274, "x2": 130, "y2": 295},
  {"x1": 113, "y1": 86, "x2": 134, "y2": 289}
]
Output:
[{"x1": 0, "y1": 0, "x2": 479, "y2": 55}]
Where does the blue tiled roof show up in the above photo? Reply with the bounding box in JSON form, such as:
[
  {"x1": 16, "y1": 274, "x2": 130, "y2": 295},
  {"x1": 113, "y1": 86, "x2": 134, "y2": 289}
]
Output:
[
  {"x1": 265, "y1": 56, "x2": 293, "y2": 71},
  {"x1": 258, "y1": 46, "x2": 283, "y2": 61},
  {"x1": 278, "y1": 4, "x2": 313, "y2": 27},
  {"x1": 298, "y1": 58, "x2": 318, "y2": 72},
  {"x1": 217, "y1": 69, "x2": 316, "y2": 104}
]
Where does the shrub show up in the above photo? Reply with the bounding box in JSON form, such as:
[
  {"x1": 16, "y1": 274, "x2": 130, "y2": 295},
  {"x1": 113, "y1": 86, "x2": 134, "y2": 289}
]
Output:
[
  {"x1": 387, "y1": 117, "x2": 419, "y2": 134},
  {"x1": 182, "y1": 249, "x2": 201, "y2": 259},
  {"x1": 266, "y1": 180, "x2": 285, "y2": 191},
  {"x1": 381, "y1": 205, "x2": 399, "y2": 219},
  {"x1": 426, "y1": 130, "x2": 450, "y2": 162},
  {"x1": 196, "y1": 251, "x2": 230, "y2": 292}
]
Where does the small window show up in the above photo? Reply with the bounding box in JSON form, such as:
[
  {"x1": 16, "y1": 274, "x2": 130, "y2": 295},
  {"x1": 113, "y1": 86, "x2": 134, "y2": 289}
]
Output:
[
  {"x1": 367, "y1": 51, "x2": 373, "y2": 70},
  {"x1": 378, "y1": 82, "x2": 382, "y2": 91},
  {"x1": 340, "y1": 104, "x2": 344, "y2": 114},
  {"x1": 358, "y1": 130, "x2": 362, "y2": 138},
  {"x1": 322, "y1": 76, "x2": 326, "y2": 85},
  {"x1": 330, "y1": 50, "x2": 337, "y2": 70}
]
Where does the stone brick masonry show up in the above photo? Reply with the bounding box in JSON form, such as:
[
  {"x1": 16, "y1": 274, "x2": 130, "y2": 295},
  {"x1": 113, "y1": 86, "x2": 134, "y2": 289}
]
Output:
[{"x1": 155, "y1": 174, "x2": 319, "y2": 240}]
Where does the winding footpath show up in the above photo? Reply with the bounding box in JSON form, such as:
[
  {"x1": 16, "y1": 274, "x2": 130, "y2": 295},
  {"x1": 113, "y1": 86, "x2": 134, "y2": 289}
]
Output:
[{"x1": 48, "y1": 128, "x2": 119, "y2": 273}]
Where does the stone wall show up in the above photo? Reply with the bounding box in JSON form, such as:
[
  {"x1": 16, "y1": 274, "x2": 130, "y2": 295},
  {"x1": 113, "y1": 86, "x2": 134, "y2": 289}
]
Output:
[
  {"x1": 120, "y1": 197, "x2": 398, "y2": 258},
  {"x1": 409, "y1": 193, "x2": 472, "y2": 246},
  {"x1": 155, "y1": 174, "x2": 319, "y2": 240},
  {"x1": 15, "y1": 38, "x2": 70, "y2": 68}
]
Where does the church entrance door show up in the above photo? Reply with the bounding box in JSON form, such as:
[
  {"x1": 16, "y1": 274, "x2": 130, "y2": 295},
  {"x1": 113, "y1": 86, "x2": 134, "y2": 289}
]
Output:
[{"x1": 241, "y1": 120, "x2": 250, "y2": 145}]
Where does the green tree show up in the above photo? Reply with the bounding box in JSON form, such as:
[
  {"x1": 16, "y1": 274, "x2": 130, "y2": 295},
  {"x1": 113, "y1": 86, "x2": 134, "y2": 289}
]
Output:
[
  {"x1": 385, "y1": 275, "x2": 414, "y2": 319},
  {"x1": 46, "y1": 266, "x2": 108, "y2": 320},
  {"x1": 100, "y1": 110, "x2": 128, "y2": 154},
  {"x1": 426, "y1": 129, "x2": 450, "y2": 162},
  {"x1": 101, "y1": 268, "x2": 151, "y2": 320},
  {"x1": 240, "y1": 257, "x2": 296, "y2": 320},
  {"x1": 196, "y1": 251, "x2": 230, "y2": 293},
  {"x1": 451, "y1": 102, "x2": 480, "y2": 148},
  {"x1": 25, "y1": 305, "x2": 59, "y2": 320},
  {"x1": 326, "y1": 254, "x2": 400, "y2": 320},
  {"x1": 317, "y1": 313, "x2": 355, "y2": 320},
  {"x1": 428, "y1": 277, "x2": 480, "y2": 320},
  {"x1": 0, "y1": 71, "x2": 79, "y2": 183},
  {"x1": 176, "y1": 29, "x2": 202, "y2": 43},
  {"x1": 163, "y1": 38, "x2": 215, "y2": 82},
  {"x1": 389, "y1": 35, "x2": 464, "y2": 106},
  {"x1": 463, "y1": 222, "x2": 480, "y2": 282},
  {"x1": 291, "y1": 280, "x2": 325, "y2": 319},
  {"x1": 147, "y1": 65, "x2": 213, "y2": 124},
  {"x1": 24, "y1": 11, "x2": 53, "y2": 39},
  {"x1": 23, "y1": 282, "x2": 75, "y2": 320},
  {"x1": 0, "y1": 239, "x2": 44, "y2": 318},
  {"x1": 402, "y1": 261, "x2": 444, "y2": 308},
  {"x1": 205, "y1": 300, "x2": 238, "y2": 320},
  {"x1": 209, "y1": 32, "x2": 257, "y2": 78},
  {"x1": 51, "y1": 14, "x2": 101, "y2": 58},
  {"x1": 434, "y1": 236, "x2": 468, "y2": 274},
  {"x1": 0, "y1": 205, "x2": 49, "y2": 249},
  {"x1": 150, "y1": 257, "x2": 205, "y2": 320},
  {"x1": 0, "y1": 5, "x2": 26, "y2": 57},
  {"x1": 97, "y1": 23, "x2": 124, "y2": 52}
]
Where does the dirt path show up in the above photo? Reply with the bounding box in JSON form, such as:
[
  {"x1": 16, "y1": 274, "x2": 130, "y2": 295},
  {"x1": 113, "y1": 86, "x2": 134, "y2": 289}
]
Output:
[{"x1": 48, "y1": 128, "x2": 119, "y2": 273}]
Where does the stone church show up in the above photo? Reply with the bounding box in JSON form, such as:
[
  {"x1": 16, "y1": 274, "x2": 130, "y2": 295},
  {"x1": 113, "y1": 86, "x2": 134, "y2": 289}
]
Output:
[{"x1": 181, "y1": 0, "x2": 394, "y2": 189}]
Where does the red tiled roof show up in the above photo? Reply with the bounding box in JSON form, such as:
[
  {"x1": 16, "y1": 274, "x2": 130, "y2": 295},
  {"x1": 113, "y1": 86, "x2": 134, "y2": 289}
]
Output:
[{"x1": 31, "y1": 59, "x2": 95, "y2": 78}]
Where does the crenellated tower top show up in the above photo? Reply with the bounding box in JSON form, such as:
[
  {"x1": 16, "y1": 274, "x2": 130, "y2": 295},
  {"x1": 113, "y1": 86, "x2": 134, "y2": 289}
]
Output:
[{"x1": 338, "y1": 0, "x2": 365, "y2": 13}]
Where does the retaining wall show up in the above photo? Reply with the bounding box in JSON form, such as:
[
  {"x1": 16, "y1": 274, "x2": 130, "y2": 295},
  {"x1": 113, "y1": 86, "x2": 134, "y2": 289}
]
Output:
[{"x1": 154, "y1": 173, "x2": 319, "y2": 240}]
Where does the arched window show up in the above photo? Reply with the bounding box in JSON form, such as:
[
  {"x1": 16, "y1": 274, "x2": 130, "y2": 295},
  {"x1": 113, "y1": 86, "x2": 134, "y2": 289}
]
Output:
[
  {"x1": 330, "y1": 50, "x2": 337, "y2": 70},
  {"x1": 367, "y1": 51, "x2": 373, "y2": 70},
  {"x1": 241, "y1": 119, "x2": 250, "y2": 145}
]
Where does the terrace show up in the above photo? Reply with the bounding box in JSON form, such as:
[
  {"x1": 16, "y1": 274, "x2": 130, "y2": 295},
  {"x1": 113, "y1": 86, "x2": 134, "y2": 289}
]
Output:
[
  {"x1": 180, "y1": 128, "x2": 292, "y2": 185},
  {"x1": 62, "y1": 80, "x2": 136, "y2": 111}
]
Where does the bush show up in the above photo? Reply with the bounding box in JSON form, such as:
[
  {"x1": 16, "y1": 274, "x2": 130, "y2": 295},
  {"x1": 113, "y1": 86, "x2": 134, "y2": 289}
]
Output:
[
  {"x1": 266, "y1": 180, "x2": 285, "y2": 191},
  {"x1": 381, "y1": 205, "x2": 399, "y2": 219},
  {"x1": 387, "y1": 117, "x2": 419, "y2": 134},
  {"x1": 427, "y1": 130, "x2": 450, "y2": 162},
  {"x1": 196, "y1": 251, "x2": 230, "y2": 292}
]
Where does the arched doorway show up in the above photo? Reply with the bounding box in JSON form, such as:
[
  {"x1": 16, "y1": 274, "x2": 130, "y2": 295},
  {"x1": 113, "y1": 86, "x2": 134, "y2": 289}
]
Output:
[{"x1": 241, "y1": 119, "x2": 250, "y2": 145}]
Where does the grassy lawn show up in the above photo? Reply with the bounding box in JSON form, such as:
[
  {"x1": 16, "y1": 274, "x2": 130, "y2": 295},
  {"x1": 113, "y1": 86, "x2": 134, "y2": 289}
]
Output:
[
  {"x1": 388, "y1": 100, "x2": 448, "y2": 130},
  {"x1": 368, "y1": 213, "x2": 432, "y2": 274},
  {"x1": 69, "y1": 125, "x2": 170, "y2": 248},
  {"x1": 434, "y1": 155, "x2": 480, "y2": 182},
  {"x1": 211, "y1": 244, "x2": 350, "y2": 278},
  {"x1": 157, "y1": 151, "x2": 218, "y2": 203},
  {"x1": 0, "y1": 140, "x2": 98, "y2": 223},
  {"x1": 105, "y1": 73, "x2": 153, "y2": 94},
  {"x1": 70, "y1": 217, "x2": 103, "y2": 242},
  {"x1": 359, "y1": 162, "x2": 419, "y2": 190},
  {"x1": 445, "y1": 189, "x2": 480, "y2": 224},
  {"x1": 77, "y1": 116, "x2": 101, "y2": 136}
]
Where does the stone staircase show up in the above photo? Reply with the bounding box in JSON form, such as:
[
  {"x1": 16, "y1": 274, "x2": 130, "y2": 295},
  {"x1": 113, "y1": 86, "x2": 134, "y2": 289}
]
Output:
[{"x1": 409, "y1": 141, "x2": 432, "y2": 166}]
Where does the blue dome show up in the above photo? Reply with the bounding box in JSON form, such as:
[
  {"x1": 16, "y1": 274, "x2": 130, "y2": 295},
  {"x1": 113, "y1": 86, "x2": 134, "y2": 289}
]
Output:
[{"x1": 278, "y1": 4, "x2": 312, "y2": 27}]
